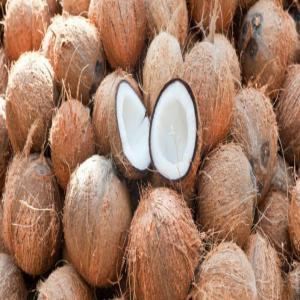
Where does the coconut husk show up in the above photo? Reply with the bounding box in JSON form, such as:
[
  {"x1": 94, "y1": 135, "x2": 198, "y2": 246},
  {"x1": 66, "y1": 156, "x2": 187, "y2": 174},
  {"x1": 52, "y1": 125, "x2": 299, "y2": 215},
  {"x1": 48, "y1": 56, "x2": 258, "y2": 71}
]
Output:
[
  {"x1": 62, "y1": 0, "x2": 90, "y2": 16},
  {"x1": 47, "y1": 0, "x2": 58, "y2": 15},
  {"x1": 286, "y1": 261, "x2": 300, "y2": 300},
  {"x1": 0, "y1": 47, "x2": 9, "y2": 94}
]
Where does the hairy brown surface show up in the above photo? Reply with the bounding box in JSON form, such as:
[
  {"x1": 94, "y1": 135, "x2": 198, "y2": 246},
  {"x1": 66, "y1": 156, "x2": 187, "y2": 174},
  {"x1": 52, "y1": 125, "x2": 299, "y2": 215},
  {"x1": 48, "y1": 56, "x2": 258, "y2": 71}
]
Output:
[
  {"x1": 286, "y1": 262, "x2": 300, "y2": 300},
  {"x1": 0, "y1": 47, "x2": 9, "y2": 94},
  {"x1": 62, "y1": 0, "x2": 90, "y2": 16}
]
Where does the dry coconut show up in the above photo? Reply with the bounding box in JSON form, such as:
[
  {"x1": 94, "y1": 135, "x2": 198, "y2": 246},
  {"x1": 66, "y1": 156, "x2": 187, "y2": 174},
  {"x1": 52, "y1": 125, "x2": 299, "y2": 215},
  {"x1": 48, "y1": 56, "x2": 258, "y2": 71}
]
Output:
[
  {"x1": 64, "y1": 155, "x2": 132, "y2": 287},
  {"x1": 2, "y1": 154, "x2": 62, "y2": 275},
  {"x1": 231, "y1": 88, "x2": 278, "y2": 201},
  {"x1": 143, "y1": 32, "x2": 183, "y2": 114},
  {"x1": 144, "y1": 0, "x2": 188, "y2": 48},
  {"x1": 197, "y1": 143, "x2": 256, "y2": 247},
  {"x1": 0, "y1": 253, "x2": 27, "y2": 299},
  {"x1": 0, "y1": 48, "x2": 9, "y2": 94},
  {"x1": 245, "y1": 232, "x2": 283, "y2": 300},
  {"x1": 286, "y1": 262, "x2": 300, "y2": 300},
  {"x1": 38, "y1": 264, "x2": 93, "y2": 300},
  {"x1": 238, "y1": 0, "x2": 298, "y2": 96},
  {"x1": 61, "y1": 0, "x2": 90, "y2": 16},
  {"x1": 127, "y1": 187, "x2": 203, "y2": 300},
  {"x1": 189, "y1": 242, "x2": 257, "y2": 300},
  {"x1": 42, "y1": 15, "x2": 105, "y2": 105},
  {"x1": 49, "y1": 99, "x2": 95, "y2": 190},
  {"x1": 4, "y1": 0, "x2": 51, "y2": 61},
  {"x1": 0, "y1": 205, "x2": 6, "y2": 253}
]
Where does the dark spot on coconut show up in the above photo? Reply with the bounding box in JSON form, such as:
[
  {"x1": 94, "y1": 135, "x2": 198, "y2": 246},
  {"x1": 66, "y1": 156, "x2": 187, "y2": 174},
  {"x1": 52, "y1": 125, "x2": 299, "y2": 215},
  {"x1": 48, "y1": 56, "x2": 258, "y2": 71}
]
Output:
[
  {"x1": 246, "y1": 38, "x2": 259, "y2": 58},
  {"x1": 34, "y1": 163, "x2": 52, "y2": 176},
  {"x1": 251, "y1": 13, "x2": 263, "y2": 35},
  {"x1": 95, "y1": 60, "x2": 103, "y2": 77},
  {"x1": 89, "y1": 83, "x2": 97, "y2": 97},
  {"x1": 261, "y1": 142, "x2": 270, "y2": 168}
]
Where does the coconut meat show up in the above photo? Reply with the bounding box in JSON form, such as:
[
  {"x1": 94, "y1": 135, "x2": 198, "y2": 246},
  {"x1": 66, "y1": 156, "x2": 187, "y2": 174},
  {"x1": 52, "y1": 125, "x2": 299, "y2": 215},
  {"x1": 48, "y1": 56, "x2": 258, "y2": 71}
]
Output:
[
  {"x1": 116, "y1": 81, "x2": 150, "y2": 171},
  {"x1": 150, "y1": 80, "x2": 197, "y2": 180}
]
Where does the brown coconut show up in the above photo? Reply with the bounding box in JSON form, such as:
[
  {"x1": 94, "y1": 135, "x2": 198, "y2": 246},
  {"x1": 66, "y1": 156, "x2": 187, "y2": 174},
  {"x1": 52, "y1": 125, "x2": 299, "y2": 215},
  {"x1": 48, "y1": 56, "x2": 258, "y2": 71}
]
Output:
[
  {"x1": 38, "y1": 264, "x2": 93, "y2": 300},
  {"x1": 4, "y1": 0, "x2": 51, "y2": 61},
  {"x1": 144, "y1": 0, "x2": 188, "y2": 48},
  {"x1": 62, "y1": 0, "x2": 90, "y2": 16},
  {"x1": 0, "y1": 48, "x2": 9, "y2": 94},
  {"x1": 0, "y1": 205, "x2": 6, "y2": 253},
  {"x1": 49, "y1": 99, "x2": 95, "y2": 190},
  {"x1": 286, "y1": 262, "x2": 300, "y2": 300},
  {"x1": 189, "y1": 242, "x2": 257, "y2": 300},
  {"x1": 231, "y1": 88, "x2": 278, "y2": 201},
  {"x1": 197, "y1": 143, "x2": 256, "y2": 247},
  {"x1": 0, "y1": 253, "x2": 27, "y2": 299},
  {"x1": 42, "y1": 15, "x2": 105, "y2": 105},
  {"x1": 238, "y1": 0, "x2": 298, "y2": 96},
  {"x1": 143, "y1": 32, "x2": 183, "y2": 114},
  {"x1": 64, "y1": 155, "x2": 132, "y2": 287},
  {"x1": 127, "y1": 187, "x2": 203, "y2": 300},
  {"x1": 245, "y1": 233, "x2": 283, "y2": 300},
  {"x1": 2, "y1": 154, "x2": 62, "y2": 275}
]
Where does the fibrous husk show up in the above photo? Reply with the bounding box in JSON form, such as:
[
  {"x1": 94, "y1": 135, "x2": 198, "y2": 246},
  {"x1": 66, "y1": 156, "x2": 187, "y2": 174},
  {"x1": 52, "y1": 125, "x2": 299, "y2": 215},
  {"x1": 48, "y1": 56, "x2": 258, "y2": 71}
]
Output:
[
  {"x1": 49, "y1": 99, "x2": 95, "y2": 190},
  {"x1": 239, "y1": 0, "x2": 284, "y2": 9},
  {"x1": 231, "y1": 88, "x2": 278, "y2": 201},
  {"x1": 197, "y1": 143, "x2": 256, "y2": 247},
  {"x1": 0, "y1": 204, "x2": 6, "y2": 253},
  {"x1": 286, "y1": 261, "x2": 300, "y2": 300},
  {"x1": 6, "y1": 52, "x2": 57, "y2": 153},
  {"x1": 47, "y1": 0, "x2": 58, "y2": 15},
  {"x1": 0, "y1": 48, "x2": 9, "y2": 94},
  {"x1": 64, "y1": 155, "x2": 132, "y2": 287},
  {"x1": 62, "y1": 0, "x2": 90, "y2": 16},
  {"x1": 4, "y1": 0, "x2": 51, "y2": 61},
  {"x1": 127, "y1": 187, "x2": 203, "y2": 300},
  {"x1": 42, "y1": 15, "x2": 105, "y2": 105}
]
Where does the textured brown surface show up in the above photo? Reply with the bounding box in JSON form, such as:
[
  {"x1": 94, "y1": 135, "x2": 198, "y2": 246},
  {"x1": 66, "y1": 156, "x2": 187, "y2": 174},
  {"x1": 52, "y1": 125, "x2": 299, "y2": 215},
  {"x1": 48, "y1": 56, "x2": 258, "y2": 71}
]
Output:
[
  {"x1": 47, "y1": 0, "x2": 58, "y2": 15},
  {"x1": 62, "y1": 0, "x2": 90, "y2": 16},
  {"x1": 0, "y1": 204, "x2": 6, "y2": 253},
  {"x1": 0, "y1": 48, "x2": 9, "y2": 94},
  {"x1": 286, "y1": 262, "x2": 300, "y2": 300}
]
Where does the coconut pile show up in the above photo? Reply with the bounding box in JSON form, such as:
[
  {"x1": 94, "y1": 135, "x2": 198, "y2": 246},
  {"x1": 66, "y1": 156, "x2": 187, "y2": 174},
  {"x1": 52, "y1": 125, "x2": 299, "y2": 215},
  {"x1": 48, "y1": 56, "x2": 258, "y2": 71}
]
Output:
[{"x1": 1, "y1": 0, "x2": 300, "y2": 299}]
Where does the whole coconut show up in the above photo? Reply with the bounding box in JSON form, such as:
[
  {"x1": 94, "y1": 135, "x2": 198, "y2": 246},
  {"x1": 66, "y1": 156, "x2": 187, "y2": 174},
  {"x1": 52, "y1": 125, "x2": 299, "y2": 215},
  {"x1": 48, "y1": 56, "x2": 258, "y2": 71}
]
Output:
[
  {"x1": 49, "y1": 99, "x2": 95, "y2": 190},
  {"x1": 38, "y1": 264, "x2": 93, "y2": 300},
  {"x1": 0, "y1": 48, "x2": 9, "y2": 94},
  {"x1": 0, "y1": 253, "x2": 27, "y2": 299},
  {"x1": 127, "y1": 187, "x2": 203, "y2": 300},
  {"x1": 189, "y1": 242, "x2": 257, "y2": 300},
  {"x1": 2, "y1": 154, "x2": 62, "y2": 275},
  {"x1": 42, "y1": 15, "x2": 105, "y2": 105},
  {"x1": 64, "y1": 155, "x2": 132, "y2": 287},
  {"x1": 286, "y1": 262, "x2": 300, "y2": 300},
  {"x1": 197, "y1": 143, "x2": 256, "y2": 247},
  {"x1": 231, "y1": 88, "x2": 278, "y2": 201},
  {"x1": 4, "y1": 0, "x2": 52, "y2": 61},
  {"x1": 6, "y1": 52, "x2": 57, "y2": 153},
  {"x1": 62, "y1": 0, "x2": 90, "y2": 16}
]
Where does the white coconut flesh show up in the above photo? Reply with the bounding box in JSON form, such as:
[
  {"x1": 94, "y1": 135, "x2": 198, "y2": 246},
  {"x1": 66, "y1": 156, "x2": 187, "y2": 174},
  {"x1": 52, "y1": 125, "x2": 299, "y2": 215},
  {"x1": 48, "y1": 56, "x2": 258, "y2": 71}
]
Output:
[
  {"x1": 116, "y1": 81, "x2": 151, "y2": 171},
  {"x1": 150, "y1": 80, "x2": 197, "y2": 180}
]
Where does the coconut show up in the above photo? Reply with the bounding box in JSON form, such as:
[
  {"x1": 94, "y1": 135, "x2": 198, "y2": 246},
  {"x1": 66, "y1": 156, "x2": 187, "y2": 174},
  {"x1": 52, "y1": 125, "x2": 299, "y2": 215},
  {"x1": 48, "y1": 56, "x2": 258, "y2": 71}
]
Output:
[
  {"x1": 0, "y1": 205, "x2": 6, "y2": 253},
  {"x1": 238, "y1": 0, "x2": 298, "y2": 96},
  {"x1": 0, "y1": 253, "x2": 27, "y2": 299},
  {"x1": 42, "y1": 15, "x2": 105, "y2": 105},
  {"x1": 47, "y1": 0, "x2": 58, "y2": 15},
  {"x1": 64, "y1": 155, "x2": 132, "y2": 287},
  {"x1": 286, "y1": 262, "x2": 300, "y2": 300},
  {"x1": 4, "y1": 0, "x2": 51, "y2": 61},
  {"x1": 2, "y1": 154, "x2": 62, "y2": 275},
  {"x1": 197, "y1": 143, "x2": 256, "y2": 247},
  {"x1": 37, "y1": 264, "x2": 93, "y2": 300},
  {"x1": 231, "y1": 88, "x2": 278, "y2": 201},
  {"x1": 49, "y1": 99, "x2": 95, "y2": 190},
  {"x1": 127, "y1": 187, "x2": 203, "y2": 300},
  {"x1": 62, "y1": 0, "x2": 90, "y2": 16},
  {"x1": 245, "y1": 233, "x2": 283, "y2": 300},
  {"x1": 0, "y1": 48, "x2": 9, "y2": 94},
  {"x1": 6, "y1": 52, "x2": 57, "y2": 153},
  {"x1": 144, "y1": 0, "x2": 188, "y2": 48}
]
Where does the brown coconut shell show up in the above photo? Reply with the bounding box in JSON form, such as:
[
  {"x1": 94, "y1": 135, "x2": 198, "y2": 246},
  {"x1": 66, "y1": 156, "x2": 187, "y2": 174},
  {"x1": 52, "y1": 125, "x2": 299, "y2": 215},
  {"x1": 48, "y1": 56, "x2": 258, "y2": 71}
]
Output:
[
  {"x1": 0, "y1": 253, "x2": 27, "y2": 299},
  {"x1": 49, "y1": 99, "x2": 95, "y2": 190},
  {"x1": 143, "y1": 32, "x2": 183, "y2": 114},
  {"x1": 238, "y1": 0, "x2": 298, "y2": 96},
  {"x1": 144, "y1": 0, "x2": 188, "y2": 48},
  {"x1": 0, "y1": 47, "x2": 9, "y2": 94},
  {"x1": 286, "y1": 261, "x2": 300, "y2": 300},
  {"x1": 42, "y1": 15, "x2": 105, "y2": 105},
  {"x1": 2, "y1": 154, "x2": 62, "y2": 275},
  {"x1": 62, "y1": 0, "x2": 90, "y2": 16},
  {"x1": 189, "y1": 242, "x2": 257, "y2": 300},
  {"x1": 6, "y1": 52, "x2": 57, "y2": 153},
  {"x1": 38, "y1": 264, "x2": 93, "y2": 300},
  {"x1": 4, "y1": 0, "x2": 51, "y2": 61},
  {"x1": 127, "y1": 187, "x2": 203, "y2": 300},
  {"x1": 245, "y1": 232, "x2": 283, "y2": 300},
  {"x1": 197, "y1": 143, "x2": 256, "y2": 247},
  {"x1": 64, "y1": 155, "x2": 132, "y2": 287},
  {"x1": 231, "y1": 88, "x2": 278, "y2": 201}
]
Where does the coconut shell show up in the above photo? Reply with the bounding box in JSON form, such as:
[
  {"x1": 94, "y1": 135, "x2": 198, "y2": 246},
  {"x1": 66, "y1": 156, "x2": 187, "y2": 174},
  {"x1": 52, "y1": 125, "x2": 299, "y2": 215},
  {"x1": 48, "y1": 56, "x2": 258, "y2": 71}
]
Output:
[
  {"x1": 127, "y1": 187, "x2": 203, "y2": 300},
  {"x1": 62, "y1": 0, "x2": 90, "y2": 16},
  {"x1": 238, "y1": 0, "x2": 298, "y2": 96},
  {"x1": 231, "y1": 88, "x2": 278, "y2": 201},
  {"x1": 0, "y1": 204, "x2": 6, "y2": 253},
  {"x1": 143, "y1": 32, "x2": 183, "y2": 114},
  {"x1": 0, "y1": 253, "x2": 27, "y2": 299},
  {"x1": 4, "y1": 0, "x2": 51, "y2": 61},
  {"x1": 2, "y1": 154, "x2": 62, "y2": 275},
  {"x1": 245, "y1": 233, "x2": 283, "y2": 300},
  {"x1": 38, "y1": 264, "x2": 93, "y2": 300},
  {"x1": 42, "y1": 15, "x2": 105, "y2": 105},
  {"x1": 180, "y1": 40, "x2": 234, "y2": 152},
  {"x1": 49, "y1": 99, "x2": 95, "y2": 190},
  {"x1": 286, "y1": 262, "x2": 300, "y2": 300},
  {"x1": 64, "y1": 155, "x2": 132, "y2": 287},
  {"x1": 197, "y1": 143, "x2": 256, "y2": 247},
  {"x1": 0, "y1": 48, "x2": 9, "y2": 94}
]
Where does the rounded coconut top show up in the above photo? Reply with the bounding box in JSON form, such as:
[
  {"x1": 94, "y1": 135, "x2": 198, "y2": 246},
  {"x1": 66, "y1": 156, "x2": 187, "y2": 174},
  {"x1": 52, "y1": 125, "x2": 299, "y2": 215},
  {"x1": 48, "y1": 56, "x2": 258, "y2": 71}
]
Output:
[
  {"x1": 62, "y1": 0, "x2": 90, "y2": 16},
  {"x1": 0, "y1": 48, "x2": 9, "y2": 94}
]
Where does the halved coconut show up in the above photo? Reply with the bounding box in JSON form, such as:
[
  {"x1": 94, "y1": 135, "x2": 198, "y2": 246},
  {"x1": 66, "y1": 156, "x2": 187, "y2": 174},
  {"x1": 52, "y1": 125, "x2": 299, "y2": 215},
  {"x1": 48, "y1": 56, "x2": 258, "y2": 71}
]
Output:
[{"x1": 149, "y1": 78, "x2": 202, "y2": 199}]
